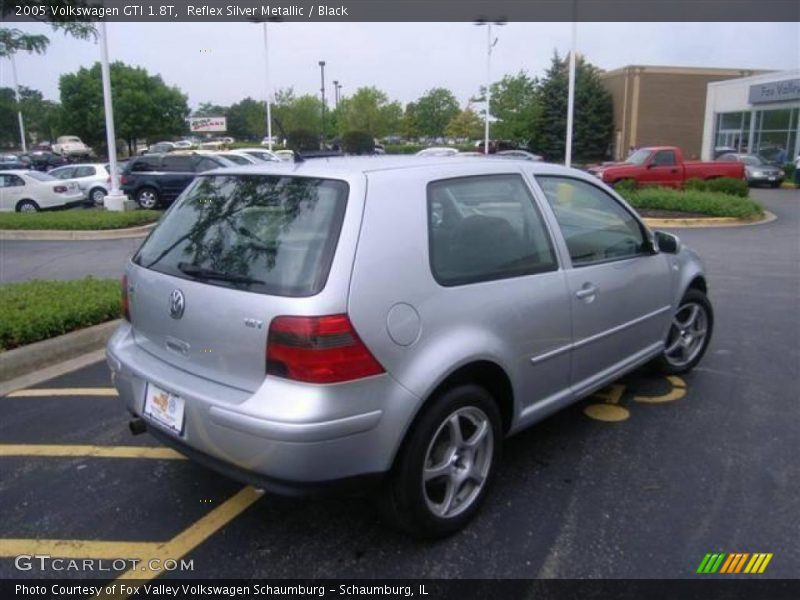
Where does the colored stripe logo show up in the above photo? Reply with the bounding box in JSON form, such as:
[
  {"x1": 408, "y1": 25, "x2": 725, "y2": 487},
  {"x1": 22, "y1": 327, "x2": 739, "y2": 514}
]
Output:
[{"x1": 697, "y1": 552, "x2": 773, "y2": 574}]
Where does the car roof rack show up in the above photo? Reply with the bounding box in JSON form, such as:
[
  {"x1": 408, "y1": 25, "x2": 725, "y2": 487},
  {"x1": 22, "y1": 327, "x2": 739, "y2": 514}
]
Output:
[{"x1": 293, "y1": 150, "x2": 344, "y2": 162}]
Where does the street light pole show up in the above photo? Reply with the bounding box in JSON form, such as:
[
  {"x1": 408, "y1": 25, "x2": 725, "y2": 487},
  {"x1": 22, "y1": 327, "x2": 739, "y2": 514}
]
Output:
[
  {"x1": 318, "y1": 61, "x2": 326, "y2": 149},
  {"x1": 99, "y1": 22, "x2": 126, "y2": 210},
  {"x1": 9, "y1": 54, "x2": 27, "y2": 153},
  {"x1": 262, "y1": 22, "x2": 273, "y2": 151},
  {"x1": 565, "y1": 19, "x2": 577, "y2": 167},
  {"x1": 333, "y1": 80, "x2": 339, "y2": 107},
  {"x1": 475, "y1": 20, "x2": 504, "y2": 154}
]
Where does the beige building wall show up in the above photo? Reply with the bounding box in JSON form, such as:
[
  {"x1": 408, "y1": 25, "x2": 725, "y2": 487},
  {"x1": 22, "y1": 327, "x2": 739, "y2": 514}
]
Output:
[{"x1": 601, "y1": 66, "x2": 766, "y2": 161}]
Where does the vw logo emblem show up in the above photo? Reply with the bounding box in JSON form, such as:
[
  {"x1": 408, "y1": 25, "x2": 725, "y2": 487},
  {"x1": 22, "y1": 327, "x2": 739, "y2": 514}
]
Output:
[{"x1": 169, "y1": 289, "x2": 185, "y2": 320}]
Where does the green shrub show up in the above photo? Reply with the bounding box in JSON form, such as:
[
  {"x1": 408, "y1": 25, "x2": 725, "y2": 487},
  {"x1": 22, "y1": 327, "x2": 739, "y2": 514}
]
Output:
[
  {"x1": 0, "y1": 209, "x2": 161, "y2": 231},
  {"x1": 620, "y1": 187, "x2": 763, "y2": 219},
  {"x1": 612, "y1": 179, "x2": 638, "y2": 194},
  {"x1": 683, "y1": 177, "x2": 748, "y2": 197},
  {"x1": 383, "y1": 143, "x2": 475, "y2": 155},
  {"x1": 342, "y1": 130, "x2": 375, "y2": 155},
  {"x1": 0, "y1": 278, "x2": 121, "y2": 351},
  {"x1": 783, "y1": 162, "x2": 796, "y2": 181},
  {"x1": 286, "y1": 128, "x2": 319, "y2": 152}
]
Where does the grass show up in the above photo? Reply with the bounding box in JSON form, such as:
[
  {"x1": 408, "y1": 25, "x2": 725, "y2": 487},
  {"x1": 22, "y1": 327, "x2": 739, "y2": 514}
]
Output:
[
  {"x1": 620, "y1": 187, "x2": 765, "y2": 219},
  {"x1": 0, "y1": 278, "x2": 121, "y2": 351},
  {"x1": 0, "y1": 209, "x2": 161, "y2": 230}
]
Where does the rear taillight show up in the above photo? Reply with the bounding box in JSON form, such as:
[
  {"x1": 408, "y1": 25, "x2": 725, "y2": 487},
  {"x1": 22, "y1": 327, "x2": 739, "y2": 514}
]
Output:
[
  {"x1": 266, "y1": 314, "x2": 384, "y2": 384},
  {"x1": 53, "y1": 185, "x2": 67, "y2": 193},
  {"x1": 120, "y1": 174, "x2": 130, "y2": 185},
  {"x1": 121, "y1": 275, "x2": 130, "y2": 321}
]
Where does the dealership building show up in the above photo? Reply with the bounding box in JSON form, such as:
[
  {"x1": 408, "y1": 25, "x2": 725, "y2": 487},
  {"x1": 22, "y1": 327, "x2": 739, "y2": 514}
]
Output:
[
  {"x1": 600, "y1": 65, "x2": 765, "y2": 161},
  {"x1": 700, "y1": 70, "x2": 800, "y2": 161}
]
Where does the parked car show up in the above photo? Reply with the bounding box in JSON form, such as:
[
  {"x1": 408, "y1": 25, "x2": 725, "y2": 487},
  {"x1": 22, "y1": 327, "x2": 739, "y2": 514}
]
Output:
[
  {"x1": 23, "y1": 151, "x2": 70, "y2": 172},
  {"x1": 475, "y1": 140, "x2": 519, "y2": 153},
  {"x1": 143, "y1": 142, "x2": 176, "y2": 155},
  {"x1": 0, "y1": 155, "x2": 30, "y2": 170},
  {"x1": 416, "y1": 147, "x2": 460, "y2": 157},
  {"x1": 587, "y1": 146, "x2": 745, "y2": 188},
  {"x1": 716, "y1": 153, "x2": 785, "y2": 187},
  {"x1": 236, "y1": 148, "x2": 281, "y2": 162},
  {"x1": 260, "y1": 136, "x2": 279, "y2": 147},
  {"x1": 52, "y1": 135, "x2": 92, "y2": 157},
  {"x1": 49, "y1": 163, "x2": 112, "y2": 205},
  {"x1": 0, "y1": 169, "x2": 84, "y2": 212},
  {"x1": 120, "y1": 153, "x2": 236, "y2": 208},
  {"x1": 273, "y1": 150, "x2": 294, "y2": 162},
  {"x1": 107, "y1": 156, "x2": 713, "y2": 538},
  {"x1": 210, "y1": 151, "x2": 260, "y2": 166},
  {"x1": 495, "y1": 150, "x2": 543, "y2": 161},
  {"x1": 172, "y1": 140, "x2": 195, "y2": 150}
]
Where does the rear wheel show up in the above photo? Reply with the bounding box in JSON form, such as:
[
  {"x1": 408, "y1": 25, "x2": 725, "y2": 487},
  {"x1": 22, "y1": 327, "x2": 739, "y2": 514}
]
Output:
[
  {"x1": 89, "y1": 187, "x2": 107, "y2": 205},
  {"x1": 136, "y1": 187, "x2": 159, "y2": 209},
  {"x1": 379, "y1": 384, "x2": 501, "y2": 539},
  {"x1": 654, "y1": 289, "x2": 713, "y2": 375},
  {"x1": 15, "y1": 199, "x2": 39, "y2": 213}
]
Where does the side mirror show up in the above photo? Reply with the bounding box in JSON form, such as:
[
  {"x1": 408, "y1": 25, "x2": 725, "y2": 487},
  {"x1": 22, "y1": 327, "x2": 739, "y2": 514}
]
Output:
[{"x1": 654, "y1": 230, "x2": 680, "y2": 254}]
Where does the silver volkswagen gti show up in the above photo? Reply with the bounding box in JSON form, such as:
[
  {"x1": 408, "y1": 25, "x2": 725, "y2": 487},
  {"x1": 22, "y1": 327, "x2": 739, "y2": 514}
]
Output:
[{"x1": 107, "y1": 156, "x2": 713, "y2": 538}]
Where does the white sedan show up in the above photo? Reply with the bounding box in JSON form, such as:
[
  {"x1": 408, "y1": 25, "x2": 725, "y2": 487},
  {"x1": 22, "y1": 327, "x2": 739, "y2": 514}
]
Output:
[{"x1": 0, "y1": 170, "x2": 84, "y2": 212}]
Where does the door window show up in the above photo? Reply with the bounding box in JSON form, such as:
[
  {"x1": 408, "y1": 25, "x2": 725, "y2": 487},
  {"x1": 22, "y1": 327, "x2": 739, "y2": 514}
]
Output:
[
  {"x1": 131, "y1": 157, "x2": 160, "y2": 172},
  {"x1": 652, "y1": 150, "x2": 676, "y2": 166},
  {"x1": 427, "y1": 174, "x2": 557, "y2": 286},
  {"x1": 73, "y1": 166, "x2": 97, "y2": 177},
  {"x1": 537, "y1": 176, "x2": 647, "y2": 266},
  {"x1": 50, "y1": 167, "x2": 75, "y2": 179},
  {"x1": 196, "y1": 157, "x2": 223, "y2": 172},
  {"x1": 162, "y1": 156, "x2": 194, "y2": 172},
  {"x1": 2, "y1": 175, "x2": 25, "y2": 187}
]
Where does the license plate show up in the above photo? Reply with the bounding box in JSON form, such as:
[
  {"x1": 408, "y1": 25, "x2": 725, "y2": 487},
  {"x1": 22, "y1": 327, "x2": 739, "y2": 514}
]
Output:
[
  {"x1": 768, "y1": 176, "x2": 776, "y2": 181},
  {"x1": 143, "y1": 383, "x2": 185, "y2": 434}
]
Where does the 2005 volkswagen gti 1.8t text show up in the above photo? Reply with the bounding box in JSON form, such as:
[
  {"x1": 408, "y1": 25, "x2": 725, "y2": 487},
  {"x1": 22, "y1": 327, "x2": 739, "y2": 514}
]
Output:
[{"x1": 107, "y1": 156, "x2": 713, "y2": 538}]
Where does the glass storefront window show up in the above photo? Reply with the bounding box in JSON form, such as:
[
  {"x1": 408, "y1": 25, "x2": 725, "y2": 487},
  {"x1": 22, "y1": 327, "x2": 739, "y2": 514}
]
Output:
[{"x1": 714, "y1": 107, "x2": 799, "y2": 162}]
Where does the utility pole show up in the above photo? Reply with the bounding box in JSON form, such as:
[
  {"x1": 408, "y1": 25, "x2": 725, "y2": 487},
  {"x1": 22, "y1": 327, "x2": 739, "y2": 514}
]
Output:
[{"x1": 319, "y1": 61, "x2": 326, "y2": 149}]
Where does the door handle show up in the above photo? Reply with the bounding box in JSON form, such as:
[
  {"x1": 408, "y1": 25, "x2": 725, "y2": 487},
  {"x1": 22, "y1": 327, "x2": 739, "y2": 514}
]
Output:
[{"x1": 575, "y1": 284, "x2": 598, "y2": 300}]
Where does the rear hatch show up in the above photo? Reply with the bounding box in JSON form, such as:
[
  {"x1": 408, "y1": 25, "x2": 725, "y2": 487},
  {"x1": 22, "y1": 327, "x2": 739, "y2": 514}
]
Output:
[{"x1": 127, "y1": 173, "x2": 349, "y2": 393}]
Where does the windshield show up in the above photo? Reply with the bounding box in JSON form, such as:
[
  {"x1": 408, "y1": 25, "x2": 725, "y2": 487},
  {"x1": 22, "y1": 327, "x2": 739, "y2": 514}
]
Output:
[
  {"x1": 741, "y1": 156, "x2": 762, "y2": 166},
  {"x1": 624, "y1": 149, "x2": 652, "y2": 165},
  {"x1": 133, "y1": 175, "x2": 349, "y2": 297},
  {"x1": 28, "y1": 171, "x2": 56, "y2": 182}
]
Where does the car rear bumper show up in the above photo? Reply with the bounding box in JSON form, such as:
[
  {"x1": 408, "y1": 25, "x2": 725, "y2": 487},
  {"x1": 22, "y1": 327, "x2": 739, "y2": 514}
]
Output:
[{"x1": 106, "y1": 322, "x2": 420, "y2": 492}]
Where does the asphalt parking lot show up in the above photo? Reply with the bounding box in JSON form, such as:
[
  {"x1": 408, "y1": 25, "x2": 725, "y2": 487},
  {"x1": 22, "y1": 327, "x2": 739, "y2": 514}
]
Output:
[{"x1": 0, "y1": 188, "x2": 797, "y2": 585}]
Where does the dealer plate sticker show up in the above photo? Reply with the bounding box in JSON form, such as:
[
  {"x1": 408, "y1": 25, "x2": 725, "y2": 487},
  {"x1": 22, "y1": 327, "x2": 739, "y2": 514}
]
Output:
[{"x1": 144, "y1": 383, "x2": 185, "y2": 434}]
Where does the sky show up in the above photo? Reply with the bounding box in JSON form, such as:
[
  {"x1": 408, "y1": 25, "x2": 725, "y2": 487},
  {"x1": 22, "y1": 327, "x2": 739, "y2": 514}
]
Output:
[{"x1": 1, "y1": 22, "x2": 798, "y2": 109}]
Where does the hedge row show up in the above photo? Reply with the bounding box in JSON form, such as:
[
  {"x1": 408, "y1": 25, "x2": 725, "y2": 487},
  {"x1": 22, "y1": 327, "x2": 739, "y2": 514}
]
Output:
[
  {"x1": 684, "y1": 177, "x2": 750, "y2": 198},
  {"x1": 0, "y1": 278, "x2": 121, "y2": 351},
  {"x1": 0, "y1": 209, "x2": 161, "y2": 231},
  {"x1": 620, "y1": 187, "x2": 764, "y2": 219}
]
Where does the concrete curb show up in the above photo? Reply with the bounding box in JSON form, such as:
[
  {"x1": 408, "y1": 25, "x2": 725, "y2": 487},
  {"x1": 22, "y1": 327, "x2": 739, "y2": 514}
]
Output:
[
  {"x1": 643, "y1": 211, "x2": 776, "y2": 229},
  {"x1": 0, "y1": 223, "x2": 155, "y2": 241},
  {"x1": 0, "y1": 320, "x2": 120, "y2": 384}
]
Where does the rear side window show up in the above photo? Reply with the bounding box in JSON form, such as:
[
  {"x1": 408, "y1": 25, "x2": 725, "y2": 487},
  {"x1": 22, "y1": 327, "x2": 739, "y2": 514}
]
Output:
[
  {"x1": 131, "y1": 157, "x2": 160, "y2": 172},
  {"x1": 162, "y1": 156, "x2": 194, "y2": 172},
  {"x1": 427, "y1": 174, "x2": 557, "y2": 286},
  {"x1": 196, "y1": 157, "x2": 222, "y2": 172},
  {"x1": 133, "y1": 175, "x2": 348, "y2": 297}
]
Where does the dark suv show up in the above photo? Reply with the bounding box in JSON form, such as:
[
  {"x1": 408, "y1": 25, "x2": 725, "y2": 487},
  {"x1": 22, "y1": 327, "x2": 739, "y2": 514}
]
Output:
[{"x1": 120, "y1": 153, "x2": 234, "y2": 208}]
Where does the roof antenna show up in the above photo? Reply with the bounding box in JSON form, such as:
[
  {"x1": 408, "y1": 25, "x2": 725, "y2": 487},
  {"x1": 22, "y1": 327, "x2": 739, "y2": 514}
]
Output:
[{"x1": 293, "y1": 150, "x2": 305, "y2": 163}]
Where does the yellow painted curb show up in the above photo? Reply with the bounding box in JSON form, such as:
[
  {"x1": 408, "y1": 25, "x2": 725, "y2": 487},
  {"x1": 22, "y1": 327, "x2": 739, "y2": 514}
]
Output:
[{"x1": 643, "y1": 211, "x2": 776, "y2": 229}]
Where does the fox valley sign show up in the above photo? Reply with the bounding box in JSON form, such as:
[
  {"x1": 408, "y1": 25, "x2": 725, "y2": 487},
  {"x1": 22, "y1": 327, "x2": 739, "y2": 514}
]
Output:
[
  {"x1": 188, "y1": 117, "x2": 227, "y2": 133},
  {"x1": 748, "y1": 78, "x2": 800, "y2": 104}
]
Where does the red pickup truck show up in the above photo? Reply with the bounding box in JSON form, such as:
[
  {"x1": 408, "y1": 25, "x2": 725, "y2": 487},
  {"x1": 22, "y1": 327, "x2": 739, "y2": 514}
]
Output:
[{"x1": 587, "y1": 146, "x2": 745, "y2": 188}]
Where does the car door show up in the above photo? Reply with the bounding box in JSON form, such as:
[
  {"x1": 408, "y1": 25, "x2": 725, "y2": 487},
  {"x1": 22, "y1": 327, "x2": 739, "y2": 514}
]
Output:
[
  {"x1": 72, "y1": 165, "x2": 97, "y2": 192},
  {"x1": 160, "y1": 155, "x2": 195, "y2": 200},
  {"x1": 643, "y1": 149, "x2": 682, "y2": 188},
  {"x1": 1, "y1": 174, "x2": 27, "y2": 210},
  {"x1": 533, "y1": 175, "x2": 672, "y2": 396}
]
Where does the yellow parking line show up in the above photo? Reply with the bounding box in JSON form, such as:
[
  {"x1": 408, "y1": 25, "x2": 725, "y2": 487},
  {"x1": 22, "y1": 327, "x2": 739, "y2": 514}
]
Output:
[
  {"x1": 0, "y1": 444, "x2": 185, "y2": 460},
  {"x1": 0, "y1": 539, "x2": 155, "y2": 560},
  {"x1": 95, "y1": 487, "x2": 263, "y2": 599},
  {"x1": 6, "y1": 388, "x2": 118, "y2": 397}
]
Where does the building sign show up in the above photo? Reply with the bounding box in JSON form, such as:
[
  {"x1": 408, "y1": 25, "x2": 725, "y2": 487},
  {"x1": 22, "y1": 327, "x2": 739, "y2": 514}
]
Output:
[
  {"x1": 748, "y1": 79, "x2": 800, "y2": 104},
  {"x1": 188, "y1": 117, "x2": 227, "y2": 132}
]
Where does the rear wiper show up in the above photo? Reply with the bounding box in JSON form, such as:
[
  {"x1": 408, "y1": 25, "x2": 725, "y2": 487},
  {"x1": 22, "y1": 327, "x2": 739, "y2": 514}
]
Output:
[{"x1": 177, "y1": 262, "x2": 264, "y2": 285}]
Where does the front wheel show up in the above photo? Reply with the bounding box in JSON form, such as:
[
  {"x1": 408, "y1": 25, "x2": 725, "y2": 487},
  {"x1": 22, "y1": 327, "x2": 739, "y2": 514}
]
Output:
[
  {"x1": 15, "y1": 199, "x2": 40, "y2": 213},
  {"x1": 89, "y1": 187, "x2": 107, "y2": 205},
  {"x1": 379, "y1": 384, "x2": 501, "y2": 539},
  {"x1": 654, "y1": 289, "x2": 713, "y2": 375}
]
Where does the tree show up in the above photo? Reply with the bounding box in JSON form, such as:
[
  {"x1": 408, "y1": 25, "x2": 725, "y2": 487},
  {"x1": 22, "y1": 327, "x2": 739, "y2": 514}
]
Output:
[
  {"x1": 478, "y1": 71, "x2": 541, "y2": 145},
  {"x1": 334, "y1": 87, "x2": 402, "y2": 138},
  {"x1": 193, "y1": 102, "x2": 228, "y2": 118},
  {"x1": 445, "y1": 106, "x2": 483, "y2": 140},
  {"x1": 0, "y1": 88, "x2": 18, "y2": 147},
  {"x1": 272, "y1": 88, "x2": 322, "y2": 141},
  {"x1": 60, "y1": 62, "x2": 189, "y2": 156},
  {"x1": 226, "y1": 97, "x2": 265, "y2": 141},
  {"x1": 18, "y1": 87, "x2": 61, "y2": 143},
  {"x1": 532, "y1": 52, "x2": 613, "y2": 162},
  {"x1": 341, "y1": 130, "x2": 375, "y2": 154},
  {"x1": 414, "y1": 88, "x2": 460, "y2": 138},
  {"x1": 401, "y1": 102, "x2": 420, "y2": 139}
]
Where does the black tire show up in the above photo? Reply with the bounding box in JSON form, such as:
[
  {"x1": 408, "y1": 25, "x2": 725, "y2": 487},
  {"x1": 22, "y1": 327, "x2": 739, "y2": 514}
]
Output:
[
  {"x1": 15, "y1": 199, "x2": 40, "y2": 213},
  {"x1": 88, "y1": 187, "x2": 107, "y2": 206},
  {"x1": 136, "y1": 187, "x2": 159, "y2": 209},
  {"x1": 379, "y1": 384, "x2": 502, "y2": 539},
  {"x1": 653, "y1": 289, "x2": 713, "y2": 375}
]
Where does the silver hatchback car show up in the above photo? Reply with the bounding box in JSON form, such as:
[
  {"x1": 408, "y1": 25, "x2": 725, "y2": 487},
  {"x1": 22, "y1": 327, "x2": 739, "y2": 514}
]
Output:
[{"x1": 107, "y1": 157, "x2": 713, "y2": 537}]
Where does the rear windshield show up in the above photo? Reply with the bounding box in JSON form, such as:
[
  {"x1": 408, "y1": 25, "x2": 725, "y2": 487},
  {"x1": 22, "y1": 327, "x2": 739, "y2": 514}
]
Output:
[{"x1": 133, "y1": 175, "x2": 349, "y2": 297}]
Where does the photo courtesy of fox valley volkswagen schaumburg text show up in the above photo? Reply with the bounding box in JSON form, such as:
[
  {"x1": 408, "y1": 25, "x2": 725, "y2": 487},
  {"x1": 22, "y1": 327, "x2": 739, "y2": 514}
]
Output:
[{"x1": 0, "y1": 0, "x2": 798, "y2": 598}]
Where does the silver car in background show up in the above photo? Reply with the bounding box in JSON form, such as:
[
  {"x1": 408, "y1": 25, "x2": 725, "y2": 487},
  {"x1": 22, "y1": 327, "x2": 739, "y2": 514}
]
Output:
[
  {"x1": 107, "y1": 157, "x2": 713, "y2": 538},
  {"x1": 49, "y1": 163, "x2": 112, "y2": 205}
]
